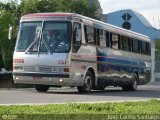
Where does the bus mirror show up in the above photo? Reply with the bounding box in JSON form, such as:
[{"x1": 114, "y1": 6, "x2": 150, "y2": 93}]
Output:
[{"x1": 8, "y1": 26, "x2": 13, "y2": 40}]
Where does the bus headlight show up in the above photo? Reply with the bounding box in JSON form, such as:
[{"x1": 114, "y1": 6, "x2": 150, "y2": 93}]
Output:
[{"x1": 15, "y1": 77, "x2": 20, "y2": 80}]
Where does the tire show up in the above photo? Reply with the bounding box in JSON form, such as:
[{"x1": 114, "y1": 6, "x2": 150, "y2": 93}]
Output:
[
  {"x1": 122, "y1": 73, "x2": 138, "y2": 91},
  {"x1": 77, "y1": 71, "x2": 93, "y2": 93},
  {"x1": 35, "y1": 85, "x2": 49, "y2": 92}
]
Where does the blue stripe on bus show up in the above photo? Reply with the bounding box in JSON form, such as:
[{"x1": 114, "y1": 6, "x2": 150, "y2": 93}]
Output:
[{"x1": 97, "y1": 52, "x2": 145, "y2": 73}]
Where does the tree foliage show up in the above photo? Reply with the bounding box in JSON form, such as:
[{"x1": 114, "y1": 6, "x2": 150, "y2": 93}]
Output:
[
  {"x1": 155, "y1": 39, "x2": 160, "y2": 60},
  {"x1": 0, "y1": 0, "x2": 98, "y2": 70},
  {"x1": 19, "y1": 0, "x2": 98, "y2": 18},
  {"x1": 0, "y1": 1, "x2": 17, "y2": 70}
]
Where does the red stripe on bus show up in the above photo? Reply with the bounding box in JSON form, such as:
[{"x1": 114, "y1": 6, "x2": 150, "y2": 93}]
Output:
[{"x1": 22, "y1": 13, "x2": 73, "y2": 18}]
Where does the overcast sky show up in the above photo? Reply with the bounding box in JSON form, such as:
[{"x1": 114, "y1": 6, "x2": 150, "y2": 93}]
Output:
[{"x1": 99, "y1": 0, "x2": 160, "y2": 29}]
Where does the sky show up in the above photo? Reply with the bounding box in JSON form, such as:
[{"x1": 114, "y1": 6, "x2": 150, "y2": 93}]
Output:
[
  {"x1": 1, "y1": 0, "x2": 160, "y2": 29},
  {"x1": 99, "y1": 0, "x2": 160, "y2": 29}
]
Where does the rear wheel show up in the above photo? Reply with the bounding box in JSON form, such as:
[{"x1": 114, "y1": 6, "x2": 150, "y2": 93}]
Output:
[
  {"x1": 122, "y1": 73, "x2": 138, "y2": 91},
  {"x1": 35, "y1": 85, "x2": 49, "y2": 92},
  {"x1": 77, "y1": 71, "x2": 93, "y2": 93}
]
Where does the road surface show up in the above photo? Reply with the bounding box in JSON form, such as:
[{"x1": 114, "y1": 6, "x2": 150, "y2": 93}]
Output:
[{"x1": 0, "y1": 84, "x2": 160, "y2": 105}]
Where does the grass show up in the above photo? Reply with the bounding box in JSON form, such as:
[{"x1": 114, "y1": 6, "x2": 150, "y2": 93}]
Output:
[{"x1": 0, "y1": 99, "x2": 160, "y2": 120}]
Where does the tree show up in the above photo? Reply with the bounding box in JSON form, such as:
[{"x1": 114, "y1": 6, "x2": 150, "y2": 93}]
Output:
[
  {"x1": 155, "y1": 39, "x2": 160, "y2": 59},
  {"x1": 19, "y1": 0, "x2": 98, "y2": 19},
  {"x1": 0, "y1": 0, "x2": 18, "y2": 70},
  {"x1": 0, "y1": 11, "x2": 15, "y2": 70}
]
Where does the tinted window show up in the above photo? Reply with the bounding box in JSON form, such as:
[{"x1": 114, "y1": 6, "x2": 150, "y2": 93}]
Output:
[
  {"x1": 147, "y1": 43, "x2": 151, "y2": 55},
  {"x1": 141, "y1": 41, "x2": 147, "y2": 54},
  {"x1": 16, "y1": 21, "x2": 71, "y2": 53},
  {"x1": 111, "y1": 33, "x2": 119, "y2": 49},
  {"x1": 132, "y1": 39, "x2": 139, "y2": 53},
  {"x1": 16, "y1": 22, "x2": 42, "y2": 52},
  {"x1": 84, "y1": 26, "x2": 95, "y2": 44},
  {"x1": 98, "y1": 30, "x2": 106, "y2": 47},
  {"x1": 122, "y1": 36, "x2": 130, "y2": 51},
  {"x1": 106, "y1": 31, "x2": 110, "y2": 47}
]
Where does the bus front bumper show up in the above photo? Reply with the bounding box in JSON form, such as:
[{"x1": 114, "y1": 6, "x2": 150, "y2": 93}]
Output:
[{"x1": 13, "y1": 72, "x2": 83, "y2": 86}]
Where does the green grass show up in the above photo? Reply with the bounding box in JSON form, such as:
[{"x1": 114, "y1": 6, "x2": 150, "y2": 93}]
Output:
[{"x1": 0, "y1": 100, "x2": 160, "y2": 120}]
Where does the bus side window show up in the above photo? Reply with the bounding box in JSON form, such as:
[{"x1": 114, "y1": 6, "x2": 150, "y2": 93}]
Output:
[
  {"x1": 72, "y1": 22, "x2": 82, "y2": 53},
  {"x1": 138, "y1": 40, "x2": 142, "y2": 53},
  {"x1": 141, "y1": 41, "x2": 147, "y2": 55},
  {"x1": 84, "y1": 25, "x2": 95, "y2": 45},
  {"x1": 99, "y1": 30, "x2": 106, "y2": 47},
  {"x1": 97, "y1": 29, "x2": 104, "y2": 47},
  {"x1": 111, "y1": 33, "x2": 119, "y2": 50},
  {"x1": 110, "y1": 33, "x2": 112, "y2": 48},
  {"x1": 132, "y1": 38, "x2": 139, "y2": 53},
  {"x1": 147, "y1": 43, "x2": 151, "y2": 55},
  {"x1": 105, "y1": 31, "x2": 110, "y2": 48},
  {"x1": 122, "y1": 36, "x2": 130, "y2": 51}
]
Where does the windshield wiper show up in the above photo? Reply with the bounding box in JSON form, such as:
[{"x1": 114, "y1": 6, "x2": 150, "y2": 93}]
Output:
[
  {"x1": 25, "y1": 21, "x2": 52, "y2": 55},
  {"x1": 40, "y1": 33, "x2": 52, "y2": 54}
]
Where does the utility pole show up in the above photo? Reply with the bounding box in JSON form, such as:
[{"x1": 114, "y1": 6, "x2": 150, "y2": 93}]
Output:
[
  {"x1": 158, "y1": 17, "x2": 160, "y2": 29},
  {"x1": 153, "y1": 16, "x2": 156, "y2": 28}
]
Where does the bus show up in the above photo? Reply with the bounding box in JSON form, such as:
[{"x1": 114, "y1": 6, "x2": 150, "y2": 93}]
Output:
[{"x1": 12, "y1": 13, "x2": 151, "y2": 93}]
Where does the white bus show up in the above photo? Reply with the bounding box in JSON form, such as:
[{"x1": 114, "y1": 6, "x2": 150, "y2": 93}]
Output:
[{"x1": 12, "y1": 13, "x2": 151, "y2": 93}]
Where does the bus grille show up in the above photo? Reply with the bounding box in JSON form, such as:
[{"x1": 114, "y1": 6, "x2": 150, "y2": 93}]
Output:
[{"x1": 24, "y1": 66, "x2": 52, "y2": 73}]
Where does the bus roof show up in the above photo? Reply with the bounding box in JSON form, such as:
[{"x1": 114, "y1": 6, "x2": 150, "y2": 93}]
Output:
[
  {"x1": 21, "y1": 13, "x2": 74, "y2": 20},
  {"x1": 22, "y1": 13, "x2": 73, "y2": 18},
  {"x1": 21, "y1": 13, "x2": 151, "y2": 43}
]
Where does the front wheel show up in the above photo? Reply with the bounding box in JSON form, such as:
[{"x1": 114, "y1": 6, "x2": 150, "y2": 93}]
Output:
[
  {"x1": 77, "y1": 71, "x2": 93, "y2": 93},
  {"x1": 35, "y1": 85, "x2": 49, "y2": 92}
]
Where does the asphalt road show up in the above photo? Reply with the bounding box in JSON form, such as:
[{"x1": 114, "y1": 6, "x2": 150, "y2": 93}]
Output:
[{"x1": 0, "y1": 84, "x2": 160, "y2": 105}]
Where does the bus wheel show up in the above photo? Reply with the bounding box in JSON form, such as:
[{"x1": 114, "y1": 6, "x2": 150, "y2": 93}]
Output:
[
  {"x1": 122, "y1": 74, "x2": 138, "y2": 91},
  {"x1": 77, "y1": 71, "x2": 93, "y2": 93},
  {"x1": 130, "y1": 74, "x2": 138, "y2": 91},
  {"x1": 35, "y1": 85, "x2": 49, "y2": 92}
]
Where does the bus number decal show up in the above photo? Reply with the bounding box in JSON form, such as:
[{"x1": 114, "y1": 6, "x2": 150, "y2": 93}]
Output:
[{"x1": 13, "y1": 59, "x2": 24, "y2": 63}]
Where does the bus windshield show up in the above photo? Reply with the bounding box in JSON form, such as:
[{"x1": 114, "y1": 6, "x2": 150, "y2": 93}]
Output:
[{"x1": 15, "y1": 21, "x2": 71, "y2": 53}]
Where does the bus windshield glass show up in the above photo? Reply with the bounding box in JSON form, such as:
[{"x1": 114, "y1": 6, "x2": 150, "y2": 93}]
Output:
[{"x1": 15, "y1": 21, "x2": 71, "y2": 53}]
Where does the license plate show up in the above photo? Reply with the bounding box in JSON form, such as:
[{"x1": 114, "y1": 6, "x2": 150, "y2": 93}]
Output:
[{"x1": 33, "y1": 77, "x2": 42, "y2": 80}]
